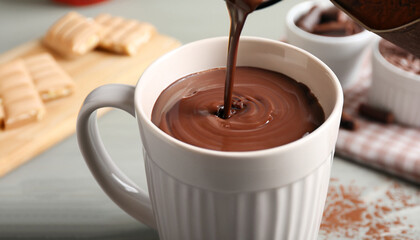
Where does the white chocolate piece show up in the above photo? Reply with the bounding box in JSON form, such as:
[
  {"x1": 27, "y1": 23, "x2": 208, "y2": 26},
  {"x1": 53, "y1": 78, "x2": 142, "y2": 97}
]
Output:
[
  {"x1": 0, "y1": 61, "x2": 46, "y2": 130},
  {"x1": 24, "y1": 53, "x2": 75, "y2": 101},
  {"x1": 0, "y1": 98, "x2": 4, "y2": 129},
  {"x1": 44, "y1": 12, "x2": 102, "y2": 58},
  {"x1": 95, "y1": 13, "x2": 156, "y2": 56}
]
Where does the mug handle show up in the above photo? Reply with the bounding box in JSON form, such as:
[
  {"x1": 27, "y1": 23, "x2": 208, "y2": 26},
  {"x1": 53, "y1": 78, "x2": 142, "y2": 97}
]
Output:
[{"x1": 76, "y1": 84, "x2": 156, "y2": 229}]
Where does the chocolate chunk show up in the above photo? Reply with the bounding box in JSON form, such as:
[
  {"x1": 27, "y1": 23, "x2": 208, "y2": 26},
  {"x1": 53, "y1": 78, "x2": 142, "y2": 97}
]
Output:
[
  {"x1": 296, "y1": 6, "x2": 323, "y2": 32},
  {"x1": 296, "y1": 5, "x2": 364, "y2": 37},
  {"x1": 320, "y1": 6, "x2": 340, "y2": 23},
  {"x1": 340, "y1": 112, "x2": 358, "y2": 131},
  {"x1": 337, "y1": 10, "x2": 350, "y2": 23},
  {"x1": 312, "y1": 22, "x2": 347, "y2": 36},
  {"x1": 359, "y1": 103, "x2": 394, "y2": 124},
  {"x1": 379, "y1": 39, "x2": 420, "y2": 75}
]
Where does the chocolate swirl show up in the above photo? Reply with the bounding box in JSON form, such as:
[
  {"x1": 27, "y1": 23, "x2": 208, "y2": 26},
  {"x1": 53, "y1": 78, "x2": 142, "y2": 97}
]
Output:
[{"x1": 152, "y1": 67, "x2": 325, "y2": 151}]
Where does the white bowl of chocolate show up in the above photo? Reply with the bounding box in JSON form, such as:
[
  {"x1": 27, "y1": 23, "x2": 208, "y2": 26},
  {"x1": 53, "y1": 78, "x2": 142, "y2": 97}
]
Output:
[
  {"x1": 286, "y1": 0, "x2": 373, "y2": 89},
  {"x1": 367, "y1": 38, "x2": 420, "y2": 128}
]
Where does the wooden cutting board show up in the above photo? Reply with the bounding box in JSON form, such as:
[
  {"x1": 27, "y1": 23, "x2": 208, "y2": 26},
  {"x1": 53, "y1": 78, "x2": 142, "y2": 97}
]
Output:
[{"x1": 0, "y1": 34, "x2": 181, "y2": 177}]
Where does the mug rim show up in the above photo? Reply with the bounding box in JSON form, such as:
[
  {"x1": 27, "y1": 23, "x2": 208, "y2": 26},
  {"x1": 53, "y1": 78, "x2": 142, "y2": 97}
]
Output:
[
  {"x1": 135, "y1": 36, "x2": 343, "y2": 158},
  {"x1": 286, "y1": 0, "x2": 372, "y2": 45}
]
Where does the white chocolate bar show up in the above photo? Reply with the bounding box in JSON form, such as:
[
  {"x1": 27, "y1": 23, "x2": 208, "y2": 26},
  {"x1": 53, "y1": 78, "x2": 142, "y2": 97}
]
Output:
[
  {"x1": 24, "y1": 53, "x2": 75, "y2": 101},
  {"x1": 95, "y1": 13, "x2": 156, "y2": 56},
  {"x1": 0, "y1": 61, "x2": 46, "y2": 130},
  {"x1": 0, "y1": 98, "x2": 4, "y2": 129},
  {"x1": 44, "y1": 12, "x2": 102, "y2": 58}
]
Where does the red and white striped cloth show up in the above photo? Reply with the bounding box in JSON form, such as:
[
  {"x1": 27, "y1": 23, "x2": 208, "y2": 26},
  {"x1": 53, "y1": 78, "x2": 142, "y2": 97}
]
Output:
[{"x1": 335, "y1": 58, "x2": 420, "y2": 184}]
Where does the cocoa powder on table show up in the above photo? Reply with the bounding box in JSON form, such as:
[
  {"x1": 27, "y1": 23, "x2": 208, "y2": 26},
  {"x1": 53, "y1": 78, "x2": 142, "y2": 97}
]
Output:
[{"x1": 320, "y1": 178, "x2": 419, "y2": 239}]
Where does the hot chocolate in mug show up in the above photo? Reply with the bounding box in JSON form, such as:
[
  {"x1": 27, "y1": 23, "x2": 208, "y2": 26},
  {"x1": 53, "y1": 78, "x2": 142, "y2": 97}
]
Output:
[{"x1": 77, "y1": 37, "x2": 343, "y2": 240}]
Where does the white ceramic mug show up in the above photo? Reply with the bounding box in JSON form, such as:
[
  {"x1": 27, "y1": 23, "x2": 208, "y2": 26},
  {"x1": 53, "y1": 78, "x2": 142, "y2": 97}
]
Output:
[
  {"x1": 77, "y1": 37, "x2": 343, "y2": 240},
  {"x1": 285, "y1": 0, "x2": 373, "y2": 89}
]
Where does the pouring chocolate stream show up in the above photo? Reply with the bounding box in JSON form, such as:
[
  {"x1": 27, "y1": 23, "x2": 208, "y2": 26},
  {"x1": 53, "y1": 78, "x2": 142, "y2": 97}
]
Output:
[
  {"x1": 221, "y1": 0, "x2": 264, "y2": 119},
  {"x1": 151, "y1": 0, "x2": 325, "y2": 151}
]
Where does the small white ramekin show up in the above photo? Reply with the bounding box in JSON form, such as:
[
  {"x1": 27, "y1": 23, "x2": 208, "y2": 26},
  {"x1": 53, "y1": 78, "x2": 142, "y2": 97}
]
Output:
[
  {"x1": 368, "y1": 38, "x2": 420, "y2": 128},
  {"x1": 286, "y1": 0, "x2": 374, "y2": 89}
]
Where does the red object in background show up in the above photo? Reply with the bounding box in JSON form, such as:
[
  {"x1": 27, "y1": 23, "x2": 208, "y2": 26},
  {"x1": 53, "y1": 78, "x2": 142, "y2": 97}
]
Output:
[{"x1": 53, "y1": 0, "x2": 108, "y2": 6}]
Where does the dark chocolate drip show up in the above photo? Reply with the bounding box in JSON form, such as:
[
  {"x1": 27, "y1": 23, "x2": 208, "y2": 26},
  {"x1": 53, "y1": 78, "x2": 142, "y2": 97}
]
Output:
[{"x1": 222, "y1": 0, "x2": 264, "y2": 119}]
